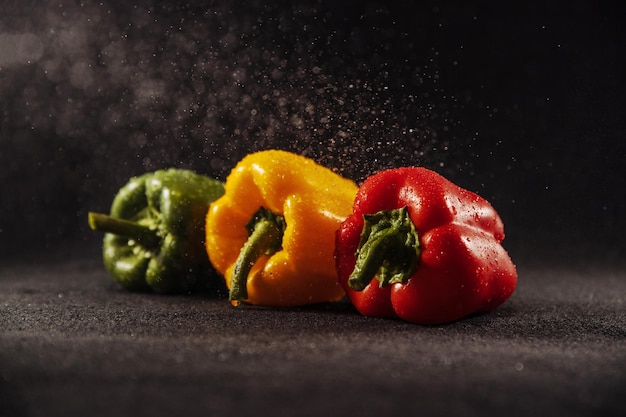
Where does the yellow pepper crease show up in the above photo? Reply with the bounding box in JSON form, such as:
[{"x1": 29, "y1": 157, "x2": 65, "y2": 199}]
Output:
[{"x1": 205, "y1": 150, "x2": 358, "y2": 307}]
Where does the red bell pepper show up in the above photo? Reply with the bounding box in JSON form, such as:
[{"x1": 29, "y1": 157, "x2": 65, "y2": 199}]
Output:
[{"x1": 334, "y1": 167, "x2": 517, "y2": 324}]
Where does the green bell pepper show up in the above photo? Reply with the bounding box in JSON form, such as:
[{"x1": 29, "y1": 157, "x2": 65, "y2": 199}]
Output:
[{"x1": 88, "y1": 168, "x2": 225, "y2": 294}]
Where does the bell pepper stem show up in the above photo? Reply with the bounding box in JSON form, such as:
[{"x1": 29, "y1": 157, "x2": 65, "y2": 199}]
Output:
[
  {"x1": 88, "y1": 212, "x2": 160, "y2": 249},
  {"x1": 348, "y1": 230, "x2": 397, "y2": 290},
  {"x1": 348, "y1": 206, "x2": 421, "y2": 291},
  {"x1": 230, "y1": 207, "x2": 286, "y2": 305}
]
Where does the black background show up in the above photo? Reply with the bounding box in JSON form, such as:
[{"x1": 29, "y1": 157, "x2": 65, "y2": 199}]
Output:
[
  {"x1": 1, "y1": 0, "x2": 624, "y2": 265},
  {"x1": 1, "y1": 1, "x2": 625, "y2": 417}
]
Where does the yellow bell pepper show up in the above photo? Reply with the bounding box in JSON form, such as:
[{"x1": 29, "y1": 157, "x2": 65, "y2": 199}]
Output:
[{"x1": 205, "y1": 149, "x2": 358, "y2": 307}]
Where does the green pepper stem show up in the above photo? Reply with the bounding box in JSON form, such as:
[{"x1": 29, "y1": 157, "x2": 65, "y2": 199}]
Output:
[
  {"x1": 88, "y1": 212, "x2": 160, "y2": 249},
  {"x1": 348, "y1": 231, "x2": 397, "y2": 291},
  {"x1": 230, "y1": 207, "x2": 286, "y2": 305},
  {"x1": 348, "y1": 206, "x2": 421, "y2": 291}
]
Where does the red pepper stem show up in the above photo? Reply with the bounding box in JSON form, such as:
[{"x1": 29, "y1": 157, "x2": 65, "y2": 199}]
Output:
[
  {"x1": 348, "y1": 206, "x2": 421, "y2": 291},
  {"x1": 230, "y1": 207, "x2": 286, "y2": 305},
  {"x1": 348, "y1": 232, "x2": 398, "y2": 291},
  {"x1": 88, "y1": 212, "x2": 160, "y2": 249}
]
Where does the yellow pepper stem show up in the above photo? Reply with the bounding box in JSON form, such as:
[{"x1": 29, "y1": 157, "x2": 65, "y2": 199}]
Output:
[{"x1": 230, "y1": 207, "x2": 286, "y2": 305}]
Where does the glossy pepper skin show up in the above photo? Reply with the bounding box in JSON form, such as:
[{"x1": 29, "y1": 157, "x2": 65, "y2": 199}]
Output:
[
  {"x1": 88, "y1": 168, "x2": 226, "y2": 294},
  {"x1": 205, "y1": 149, "x2": 358, "y2": 307},
  {"x1": 334, "y1": 167, "x2": 517, "y2": 324}
]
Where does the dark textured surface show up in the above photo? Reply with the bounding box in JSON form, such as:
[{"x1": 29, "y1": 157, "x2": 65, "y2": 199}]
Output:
[{"x1": 1, "y1": 255, "x2": 625, "y2": 417}]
